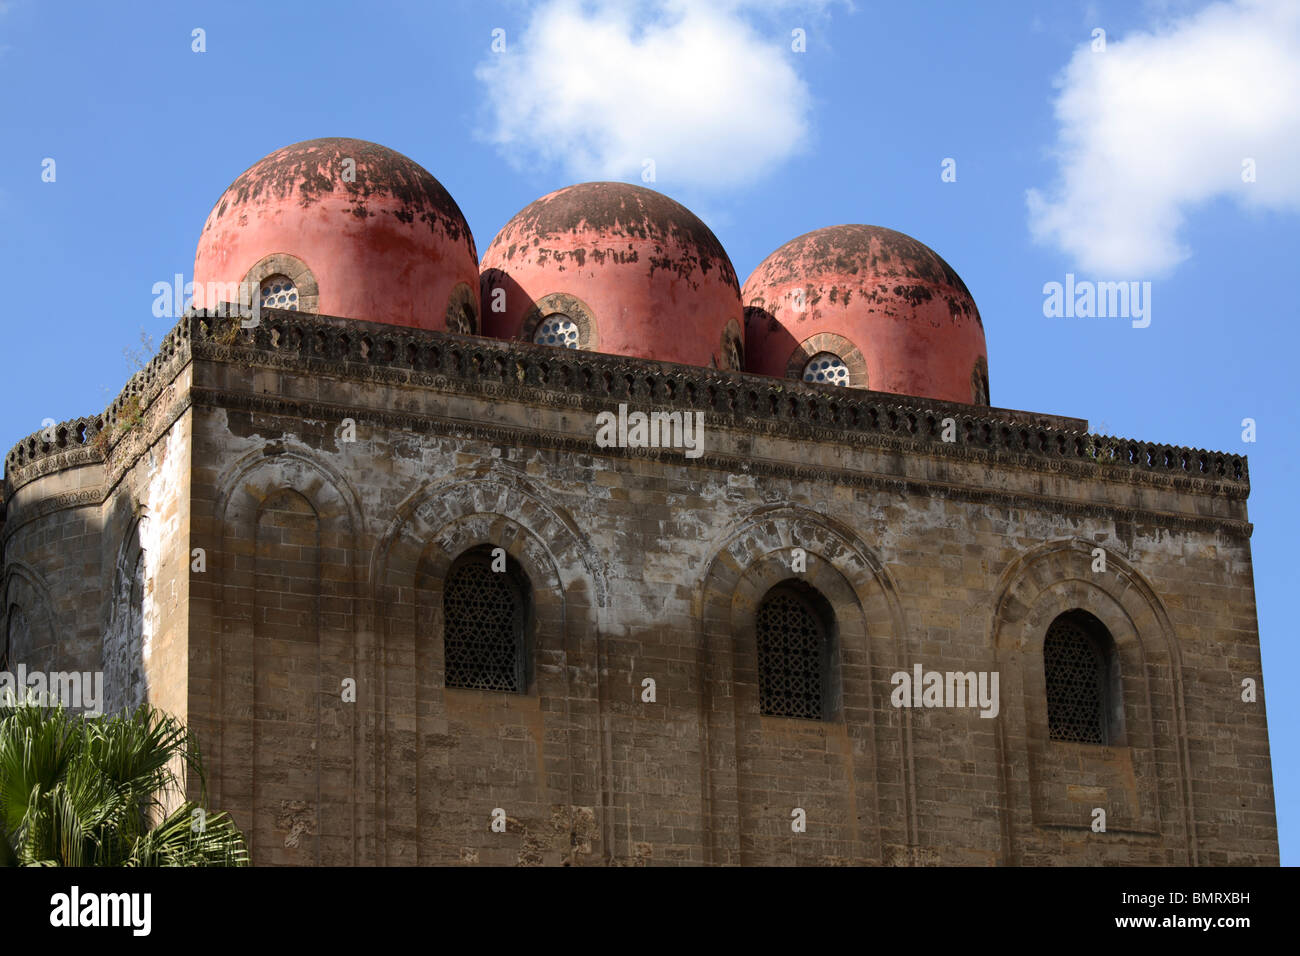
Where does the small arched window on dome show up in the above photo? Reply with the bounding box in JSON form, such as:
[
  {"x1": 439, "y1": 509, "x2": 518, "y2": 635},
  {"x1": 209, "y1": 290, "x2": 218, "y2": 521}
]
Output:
[
  {"x1": 445, "y1": 282, "x2": 479, "y2": 336},
  {"x1": 534, "y1": 313, "x2": 580, "y2": 349},
  {"x1": 1044, "y1": 610, "x2": 1121, "y2": 745},
  {"x1": 260, "y1": 275, "x2": 299, "y2": 312},
  {"x1": 802, "y1": 352, "x2": 849, "y2": 387},
  {"x1": 725, "y1": 337, "x2": 744, "y2": 372},
  {"x1": 720, "y1": 319, "x2": 744, "y2": 372},
  {"x1": 756, "y1": 581, "x2": 836, "y2": 720},
  {"x1": 524, "y1": 293, "x2": 596, "y2": 351},
  {"x1": 972, "y1": 357, "x2": 990, "y2": 405}
]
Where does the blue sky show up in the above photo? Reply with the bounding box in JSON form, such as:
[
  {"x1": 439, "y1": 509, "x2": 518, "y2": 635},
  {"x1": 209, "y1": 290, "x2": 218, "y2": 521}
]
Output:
[{"x1": 1, "y1": 0, "x2": 1297, "y2": 861}]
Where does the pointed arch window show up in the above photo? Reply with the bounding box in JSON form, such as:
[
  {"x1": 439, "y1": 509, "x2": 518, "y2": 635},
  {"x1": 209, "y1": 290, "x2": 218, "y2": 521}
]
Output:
[
  {"x1": 756, "y1": 581, "x2": 836, "y2": 720},
  {"x1": 1044, "y1": 610, "x2": 1120, "y2": 744},
  {"x1": 442, "y1": 548, "x2": 531, "y2": 692}
]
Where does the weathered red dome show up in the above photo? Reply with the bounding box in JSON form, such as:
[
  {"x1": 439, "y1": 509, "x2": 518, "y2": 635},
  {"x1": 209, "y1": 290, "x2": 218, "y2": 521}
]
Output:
[
  {"x1": 743, "y1": 225, "x2": 989, "y2": 404},
  {"x1": 193, "y1": 138, "x2": 480, "y2": 332},
  {"x1": 480, "y1": 182, "x2": 744, "y2": 370}
]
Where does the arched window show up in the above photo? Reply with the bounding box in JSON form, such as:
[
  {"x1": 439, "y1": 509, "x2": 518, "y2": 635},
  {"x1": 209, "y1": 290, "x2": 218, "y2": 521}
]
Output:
[
  {"x1": 442, "y1": 548, "x2": 531, "y2": 692},
  {"x1": 755, "y1": 581, "x2": 835, "y2": 719},
  {"x1": 242, "y1": 254, "x2": 319, "y2": 314},
  {"x1": 445, "y1": 281, "x2": 479, "y2": 335},
  {"x1": 725, "y1": 336, "x2": 744, "y2": 372},
  {"x1": 971, "y1": 357, "x2": 990, "y2": 405},
  {"x1": 1044, "y1": 610, "x2": 1119, "y2": 744},
  {"x1": 802, "y1": 352, "x2": 849, "y2": 386},
  {"x1": 523, "y1": 293, "x2": 596, "y2": 350},
  {"x1": 720, "y1": 320, "x2": 744, "y2": 372},
  {"x1": 533, "y1": 313, "x2": 580, "y2": 349},
  {"x1": 259, "y1": 275, "x2": 299, "y2": 311}
]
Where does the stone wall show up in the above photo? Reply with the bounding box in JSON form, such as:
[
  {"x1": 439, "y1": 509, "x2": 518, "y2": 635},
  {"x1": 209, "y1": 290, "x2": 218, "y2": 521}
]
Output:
[
  {"x1": 1, "y1": 311, "x2": 1277, "y2": 865},
  {"x1": 181, "y1": 312, "x2": 1273, "y2": 866}
]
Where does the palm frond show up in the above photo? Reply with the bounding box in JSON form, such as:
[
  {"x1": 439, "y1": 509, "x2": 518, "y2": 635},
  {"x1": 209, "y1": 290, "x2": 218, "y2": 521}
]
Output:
[{"x1": 0, "y1": 703, "x2": 247, "y2": 867}]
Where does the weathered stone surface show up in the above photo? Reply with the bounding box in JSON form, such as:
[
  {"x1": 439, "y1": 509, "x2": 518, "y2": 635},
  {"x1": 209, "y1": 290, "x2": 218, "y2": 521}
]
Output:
[{"x1": 0, "y1": 311, "x2": 1277, "y2": 866}]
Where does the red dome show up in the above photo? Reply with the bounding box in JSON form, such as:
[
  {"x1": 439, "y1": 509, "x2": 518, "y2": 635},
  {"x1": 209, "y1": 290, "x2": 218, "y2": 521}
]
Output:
[
  {"x1": 742, "y1": 225, "x2": 989, "y2": 404},
  {"x1": 193, "y1": 138, "x2": 480, "y2": 332},
  {"x1": 480, "y1": 182, "x2": 744, "y2": 370}
]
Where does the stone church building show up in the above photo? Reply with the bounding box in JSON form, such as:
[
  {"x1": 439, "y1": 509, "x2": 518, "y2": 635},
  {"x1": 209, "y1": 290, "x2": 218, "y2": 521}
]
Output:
[{"x1": 0, "y1": 138, "x2": 1278, "y2": 865}]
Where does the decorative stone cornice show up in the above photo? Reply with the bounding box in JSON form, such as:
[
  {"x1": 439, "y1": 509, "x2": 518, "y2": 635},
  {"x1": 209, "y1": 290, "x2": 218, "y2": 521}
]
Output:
[
  {"x1": 2, "y1": 310, "x2": 1251, "y2": 512},
  {"x1": 3, "y1": 318, "x2": 192, "y2": 489},
  {"x1": 197, "y1": 310, "x2": 1248, "y2": 495},
  {"x1": 191, "y1": 385, "x2": 1253, "y2": 539}
]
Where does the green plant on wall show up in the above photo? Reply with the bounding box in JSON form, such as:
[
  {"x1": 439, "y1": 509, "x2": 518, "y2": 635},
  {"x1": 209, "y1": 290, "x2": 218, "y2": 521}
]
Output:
[
  {"x1": 0, "y1": 703, "x2": 249, "y2": 867},
  {"x1": 119, "y1": 395, "x2": 144, "y2": 433}
]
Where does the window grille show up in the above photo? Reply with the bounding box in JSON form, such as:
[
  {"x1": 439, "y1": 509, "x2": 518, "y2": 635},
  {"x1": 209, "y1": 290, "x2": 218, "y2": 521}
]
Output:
[
  {"x1": 1044, "y1": 613, "x2": 1111, "y2": 744},
  {"x1": 534, "y1": 314, "x2": 580, "y2": 349},
  {"x1": 443, "y1": 555, "x2": 526, "y2": 692},
  {"x1": 756, "y1": 587, "x2": 830, "y2": 719},
  {"x1": 260, "y1": 275, "x2": 299, "y2": 311},
  {"x1": 972, "y1": 359, "x2": 990, "y2": 405},
  {"x1": 803, "y1": 352, "x2": 849, "y2": 386},
  {"x1": 724, "y1": 335, "x2": 743, "y2": 372},
  {"x1": 449, "y1": 302, "x2": 476, "y2": 335}
]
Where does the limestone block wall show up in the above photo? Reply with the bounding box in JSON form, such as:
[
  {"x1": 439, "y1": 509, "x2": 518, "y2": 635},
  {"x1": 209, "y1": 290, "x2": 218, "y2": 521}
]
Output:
[
  {"x1": 1, "y1": 328, "x2": 194, "y2": 739},
  {"x1": 97, "y1": 409, "x2": 193, "y2": 723},
  {"x1": 1, "y1": 458, "x2": 103, "y2": 681},
  {"x1": 178, "y1": 311, "x2": 1274, "y2": 866},
  {"x1": 1, "y1": 311, "x2": 1276, "y2": 866}
]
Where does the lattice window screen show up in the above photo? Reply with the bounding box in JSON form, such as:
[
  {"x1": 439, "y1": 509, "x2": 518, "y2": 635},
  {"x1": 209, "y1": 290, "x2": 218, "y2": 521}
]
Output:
[
  {"x1": 259, "y1": 275, "x2": 300, "y2": 311},
  {"x1": 534, "y1": 315, "x2": 580, "y2": 349},
  {"x1": 803, "y1": 352, "x2": 849, "y2": 386},
  {"x1": 1044, "y1": 615, "x2": 1109, "y2": 744},
  {"x1": 443, "y1": 558, "x2": 525, "y2": 692},
  {"x1": 756, "y1": 589, "x2": 827, "y2": 719}
]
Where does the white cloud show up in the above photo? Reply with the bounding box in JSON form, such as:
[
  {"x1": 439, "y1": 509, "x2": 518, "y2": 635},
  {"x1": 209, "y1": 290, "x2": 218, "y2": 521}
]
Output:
[
  {"x1": 1027, "y1": 0, "x2": 1300, "y2": 275},
  {"x1": 476, "y1": 1, "x2": 834, "y2": 190}
]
